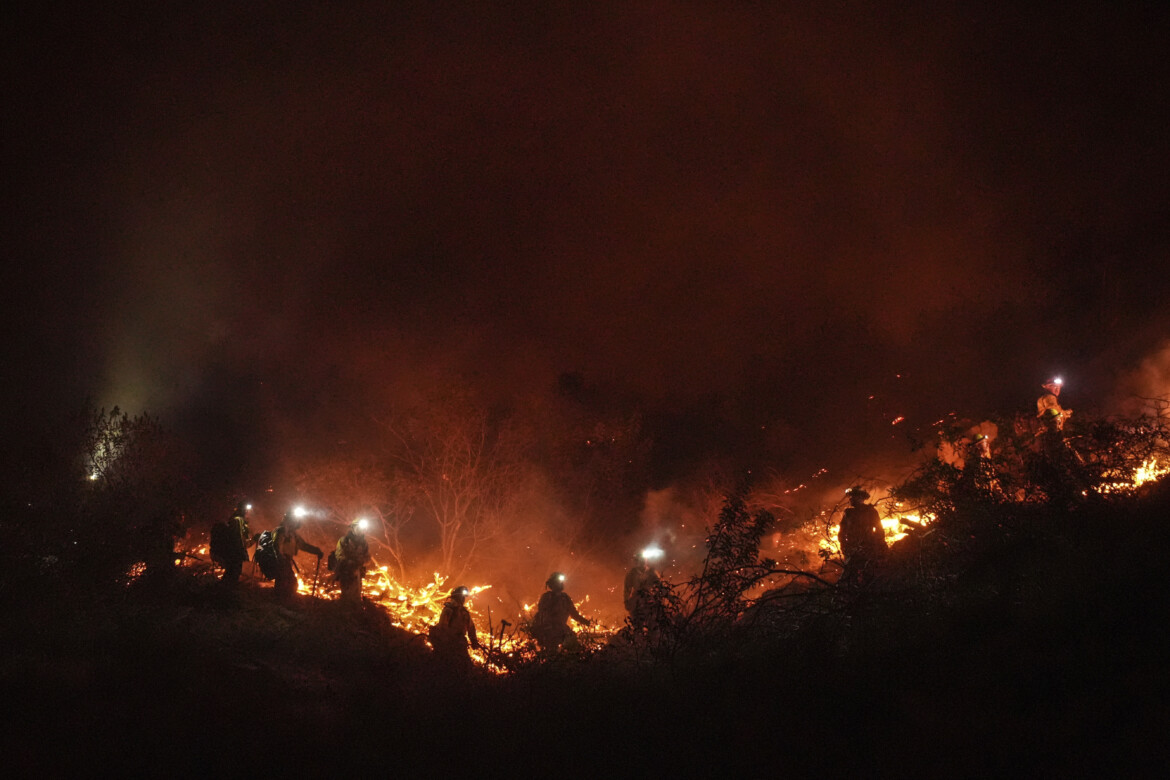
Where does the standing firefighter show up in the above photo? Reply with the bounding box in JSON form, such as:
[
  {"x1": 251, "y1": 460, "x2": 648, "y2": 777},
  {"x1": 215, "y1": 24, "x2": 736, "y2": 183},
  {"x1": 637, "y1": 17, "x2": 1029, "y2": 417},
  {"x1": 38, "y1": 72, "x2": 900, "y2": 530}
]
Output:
[
  {"x1": 271, "y1": 507, "x2": 323, "y2": 599},
  {"x1": 1036, "y1": 377, "x2": 1071, "y2": 432},
  {"x1": 962, "y1": 428, "x2": 1000, "y2": 498},
  {"x1": 210, "y1": 502, "x2": 253, "y2": 586},
  {"x1": 429, "y1": 586, "x2": 481, "y2": 667},
  {"x1": 531, "y1": 572, "x2": 592, "y2": 652},
  {"x1": 838, "y1": 487, "x2": 887, "y2": 585},
  {"x1": 1033, "y1": 379, "x2": 1087, "y2": 506},
  {"x1": 334, "y1": 518, "x2": 376, "y2": 604},
  {"x1": 624, "y1": 546, "x2": 663, "y2": 632}
]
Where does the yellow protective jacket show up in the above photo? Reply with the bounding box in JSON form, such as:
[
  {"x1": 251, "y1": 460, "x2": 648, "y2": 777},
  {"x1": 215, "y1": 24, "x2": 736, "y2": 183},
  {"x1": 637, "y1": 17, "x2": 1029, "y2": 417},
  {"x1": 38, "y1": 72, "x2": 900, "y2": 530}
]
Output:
[
  {"x1": 335, "y1": 531, "x2": 371, "y2": 568},
  {"x1": 431, "y1": 600, "x2": 479, "y2": 651},
  {"x1": 274, "y1": 525, "x2": 323, "y2": 559}
]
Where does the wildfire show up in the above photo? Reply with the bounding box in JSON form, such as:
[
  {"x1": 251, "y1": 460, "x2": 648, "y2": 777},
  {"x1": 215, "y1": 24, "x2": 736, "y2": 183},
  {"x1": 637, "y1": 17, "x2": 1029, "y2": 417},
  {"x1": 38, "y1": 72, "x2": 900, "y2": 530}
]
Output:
[
  {"x1": 287, "y1": 566, "x2": 617, "y2": 665},
  {"x1": 1133, "y1": 457, "x2": 1170, "y2": 488},
  {"x1": 1096, "y1": 456, "x2": 1170, "y2": 495},
  {"x1": 294, "y1": 567, "x2": 466, "y2": 635},
  {"x1": 158, "y1": 531, "x2": 618, "y2": 668},
  {"x1": 880, "y1": 510, "x2": 932, "y2": 544},
  {"x1": 818, "y1": 504, "x2": 936, "y2": 557}
]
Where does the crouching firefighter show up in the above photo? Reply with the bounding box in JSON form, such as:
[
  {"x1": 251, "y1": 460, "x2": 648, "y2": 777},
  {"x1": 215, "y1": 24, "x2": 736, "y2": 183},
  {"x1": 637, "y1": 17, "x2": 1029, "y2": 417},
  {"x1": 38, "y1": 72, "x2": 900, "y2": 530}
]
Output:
[
  {"x1": 333, "y1": 518, "x2": 377, "y2": 604},
  {"x1": 272, "y1": 508, "x2": 323, "y2": 599},
  {"x1": 429, "y1": 586, "x2": 481, "y2": 667}
]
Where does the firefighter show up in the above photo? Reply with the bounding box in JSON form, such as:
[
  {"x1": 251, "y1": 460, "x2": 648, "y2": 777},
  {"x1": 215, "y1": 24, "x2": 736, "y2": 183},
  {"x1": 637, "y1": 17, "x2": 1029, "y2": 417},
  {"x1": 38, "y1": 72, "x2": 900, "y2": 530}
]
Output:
[
  {"x1": 429, "y1": 586, "x2": 481, "y2": 667},
  {"x1": 1034, "y1": 406, "x2": 1088, "y2": 505},
  {"x1": 838, "y1": 487, "x2": 886, "y2": 585},
  {"x1": 334, "y1": 518, "x2": 376, "y2": 604},
  {"x1": 623, "y1": 547, "x2": 663, "y2": 632},
  {"x1": 272, "y1": 509, "x2": 323, "y2": 599},
  {"x1": 1036, "y1": 378, "x2": 1071, "y2": 431},
  {"x1": 530, "y1": 572, "x2": 592, "y2": 652},
  {"x1": 967, "y1": 432, "x2": 996, "y2": 489},
  {"x1": 210, "y1": 502, "x2": 253, "y2": 586}
]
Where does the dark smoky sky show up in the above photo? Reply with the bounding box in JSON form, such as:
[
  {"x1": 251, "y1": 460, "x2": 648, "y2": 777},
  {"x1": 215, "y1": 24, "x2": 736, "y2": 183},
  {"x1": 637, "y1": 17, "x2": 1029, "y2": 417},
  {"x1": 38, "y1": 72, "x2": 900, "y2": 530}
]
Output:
[{"x1": 6, "y1": 2, "x2": 1170, "y2": 487}]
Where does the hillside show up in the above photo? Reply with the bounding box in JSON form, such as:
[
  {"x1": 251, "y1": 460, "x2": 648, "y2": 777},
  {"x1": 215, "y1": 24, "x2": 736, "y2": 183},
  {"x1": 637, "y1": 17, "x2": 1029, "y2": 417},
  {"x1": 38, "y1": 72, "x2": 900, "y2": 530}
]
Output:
[{"x1": 6, "y1": 481, "x2": 1170, "y2": 774}]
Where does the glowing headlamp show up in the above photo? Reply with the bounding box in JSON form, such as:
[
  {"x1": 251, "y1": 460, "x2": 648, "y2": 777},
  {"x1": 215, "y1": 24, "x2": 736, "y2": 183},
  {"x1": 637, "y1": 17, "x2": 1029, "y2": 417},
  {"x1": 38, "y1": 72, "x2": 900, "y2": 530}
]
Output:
[
  {"x1": 245, "y1": 503, "x2": 253, "y2": 512},
  {"x1": 641, "y1": 545, "x2": 664, "y2": 561},
  {"x1": 293, "y1": 505, "x2": 308, "y2": 519},
  {"x1": 357, "y1": 518, "x2": 369, "y2": 532},
  {"x1": 557, "y1": 573, "x2": 566, "y2": 582}
]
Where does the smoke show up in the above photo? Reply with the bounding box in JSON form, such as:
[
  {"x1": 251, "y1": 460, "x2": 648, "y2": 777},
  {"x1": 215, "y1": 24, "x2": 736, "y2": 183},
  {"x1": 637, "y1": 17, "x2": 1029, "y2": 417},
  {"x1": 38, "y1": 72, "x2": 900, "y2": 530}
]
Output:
[
  {"x1": 9, "y1": 3, "x2": 1170, "y2": 608},
  {"x1": 53, "y1": 3, "x2": 1056, "y2": 422},
  {"x1": 1109, "y1": 340, "x2": 1170, "y2": 417}
]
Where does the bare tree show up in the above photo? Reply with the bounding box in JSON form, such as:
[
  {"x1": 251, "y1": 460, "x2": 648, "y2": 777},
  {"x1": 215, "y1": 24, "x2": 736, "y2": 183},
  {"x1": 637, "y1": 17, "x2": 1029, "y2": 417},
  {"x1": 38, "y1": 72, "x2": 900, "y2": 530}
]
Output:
[
  {"x1": 380, "y1": 394, "x2": 528, "y2": 579},
  {"x1": 76, "y1": 406, "x2": 196, "y2": 582}
]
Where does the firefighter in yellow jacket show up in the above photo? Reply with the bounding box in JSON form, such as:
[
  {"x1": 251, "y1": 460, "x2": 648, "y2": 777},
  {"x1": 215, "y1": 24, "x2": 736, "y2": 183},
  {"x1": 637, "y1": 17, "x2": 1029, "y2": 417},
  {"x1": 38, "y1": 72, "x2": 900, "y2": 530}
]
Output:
[
  {"x1": 273, "y1": 508, "x2": 323, "y2": 599},
  {"x1": 334, "y1": 518, "x2": 376, "y2": 604},
  {"x1": 210, "y1": 502, "x2": 253, "y2": 586},
  {"x1": 1036, "y1": 378, "x2": 1071, "y2": 431}
]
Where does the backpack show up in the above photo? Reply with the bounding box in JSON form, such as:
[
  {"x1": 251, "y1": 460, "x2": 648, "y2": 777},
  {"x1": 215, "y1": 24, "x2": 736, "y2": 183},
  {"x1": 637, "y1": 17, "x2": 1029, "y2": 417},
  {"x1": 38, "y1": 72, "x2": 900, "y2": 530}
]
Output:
[
  {"x1": 209, "y1": 521, "x2": 232, "y2": 565},
  {"x1": 253, "y1": 530, "x2": 280, "y2": 580},
  {"x1": 428, "y1": 603, "x2": 455, "y2": 648}
]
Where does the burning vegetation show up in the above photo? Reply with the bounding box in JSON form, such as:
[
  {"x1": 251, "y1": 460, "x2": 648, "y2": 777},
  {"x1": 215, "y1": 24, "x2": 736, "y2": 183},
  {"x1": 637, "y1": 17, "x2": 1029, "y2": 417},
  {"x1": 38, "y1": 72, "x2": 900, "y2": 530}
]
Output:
[
  {"x1": 6, "y1": 386, "x2": 1170, "y2": 774},
  {"x1": 101, "y1": 385, "x2": 1169, "y2": 679},
  {"x1": 78, "y1": 384, "x2": 1170, "y2": 673}
]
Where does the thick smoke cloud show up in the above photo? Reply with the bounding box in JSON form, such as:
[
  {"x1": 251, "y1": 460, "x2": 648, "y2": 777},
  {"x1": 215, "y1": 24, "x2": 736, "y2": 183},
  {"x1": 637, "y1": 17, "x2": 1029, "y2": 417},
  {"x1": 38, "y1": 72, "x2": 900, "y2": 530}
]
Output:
[{"x1": 7, "y1": 3, "x2": 1170, "y2": 504}]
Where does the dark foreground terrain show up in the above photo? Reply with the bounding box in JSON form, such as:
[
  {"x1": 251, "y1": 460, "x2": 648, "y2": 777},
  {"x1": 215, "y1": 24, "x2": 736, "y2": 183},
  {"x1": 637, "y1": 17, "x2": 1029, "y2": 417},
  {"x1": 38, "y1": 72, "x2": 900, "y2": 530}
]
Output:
[{"x1": 5, "y1": 488, "x2": 1170, "y2": 776}]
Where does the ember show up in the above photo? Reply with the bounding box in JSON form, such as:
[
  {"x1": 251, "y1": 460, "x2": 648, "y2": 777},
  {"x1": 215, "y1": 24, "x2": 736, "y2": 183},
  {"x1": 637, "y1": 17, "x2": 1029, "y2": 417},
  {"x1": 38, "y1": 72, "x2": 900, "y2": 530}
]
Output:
[{"x1": 1096, "y1": 456, "x2": 1170, "y2": 495}]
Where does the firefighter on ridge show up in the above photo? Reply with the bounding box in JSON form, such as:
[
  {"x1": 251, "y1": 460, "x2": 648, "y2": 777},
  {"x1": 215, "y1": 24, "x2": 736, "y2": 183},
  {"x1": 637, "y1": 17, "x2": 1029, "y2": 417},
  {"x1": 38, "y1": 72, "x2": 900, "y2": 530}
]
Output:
[
  {"x1": 334, "y1": 518, "x2": 376, "y2": 604},
  {"x1": 210, "y1": 502, "x2": 253, "y2": 586},
  {"x1": 272, "y1": 508, "x2": 323, "y2": 599},
  {"x1": 838, "y1": 487, "x2": 887, "y2": 585},
  {"x1": 429, "y1": 586, "x2": 481, "y2": 667},
  {"x1": 531, "y1": 572, "x2": 592, "y2": 652},
  {"x1": 1036, "y1": 377, "x2": 1071, "y2": 432},
  {"x1": 624, "y1": 546, "x2": 663, "y2": 632}
]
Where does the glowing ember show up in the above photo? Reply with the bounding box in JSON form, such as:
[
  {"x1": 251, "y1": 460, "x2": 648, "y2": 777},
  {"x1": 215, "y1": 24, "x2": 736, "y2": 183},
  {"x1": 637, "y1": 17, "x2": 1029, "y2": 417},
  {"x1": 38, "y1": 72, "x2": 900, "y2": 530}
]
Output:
[
  {"x1": 1097, "y1": 456, "x2": 1170, "y2": 495},
  {"x1": 1133, "y1": 457, "x2": 1170, "y2": 488}
]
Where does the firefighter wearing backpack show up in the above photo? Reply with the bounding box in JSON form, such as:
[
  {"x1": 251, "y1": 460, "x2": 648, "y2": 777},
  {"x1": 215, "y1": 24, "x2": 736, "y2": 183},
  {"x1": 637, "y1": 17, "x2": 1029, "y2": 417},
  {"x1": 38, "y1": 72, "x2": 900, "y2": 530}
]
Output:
[
  {"x1": 272, "y1": 509, "x2": 323, "y2": 599},
  {"x1": 429, "y1": 586, "x2": 481, "y2": 667},
  {"x1": 334, "y1": 518, "x2": 377, "y2": 604},
  {"x1": 210, "y1": 502, "x2": 253, "y2": 586}
]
